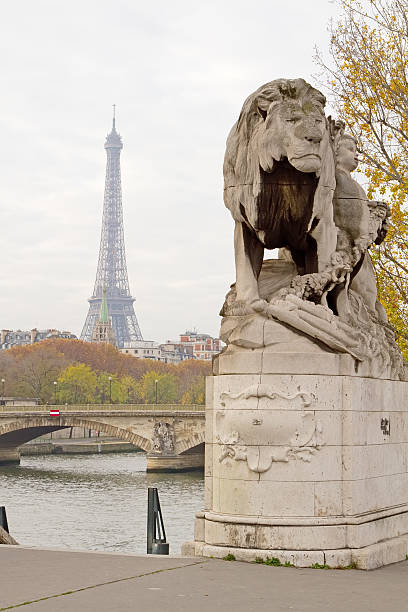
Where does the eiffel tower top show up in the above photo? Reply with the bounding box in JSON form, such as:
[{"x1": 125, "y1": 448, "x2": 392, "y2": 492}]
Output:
[{"x1": 105, "y1": 104, "x2": 123, "y2": 149}]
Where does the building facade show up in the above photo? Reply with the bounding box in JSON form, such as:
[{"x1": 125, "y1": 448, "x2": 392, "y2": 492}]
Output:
[
  {"x1": 0, "y1": 329, "x2": 77, "y2": 350},
  {"x1": 119, "y1": 331, "x2": 222, "y2": 363},
  {"x1": 159, "y1": 342, "x2": 193, "y2": 364},
  {"x1": 178, "y1": 330, "x2": 222, "y2": 361},
  {"x1": 121, "y1": 340, "x2": 162, "y2": 360}
]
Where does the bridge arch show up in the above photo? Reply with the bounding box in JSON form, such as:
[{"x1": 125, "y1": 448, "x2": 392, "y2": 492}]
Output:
[
  {"x1": 175, "y1": 431, "x2": 205, "y2": 455},
  {"x1": 0, "y1": 417, "x2": 152, "y2": 453}
]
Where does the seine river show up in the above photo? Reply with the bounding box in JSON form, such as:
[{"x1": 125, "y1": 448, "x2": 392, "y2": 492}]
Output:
[{"x1": 0, "y1": 452, "x2": 203, "y2": 554}]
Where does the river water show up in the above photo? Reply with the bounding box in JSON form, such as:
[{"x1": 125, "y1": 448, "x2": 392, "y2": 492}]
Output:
[{"x1": 0, "y1": 452, "x2": 203, "y2": 554}]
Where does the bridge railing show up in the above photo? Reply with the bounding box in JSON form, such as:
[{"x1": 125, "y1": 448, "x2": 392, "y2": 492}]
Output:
[{"x1": 0, "y1": 403, "x2": 205, "y2": 413}]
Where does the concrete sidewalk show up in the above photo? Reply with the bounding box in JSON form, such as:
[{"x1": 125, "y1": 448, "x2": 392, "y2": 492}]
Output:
[{"x1": 0, "y1": 545, "x2": 407, "y2": 611}]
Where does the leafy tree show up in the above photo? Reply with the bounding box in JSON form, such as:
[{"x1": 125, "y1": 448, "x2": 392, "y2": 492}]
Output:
[
  {"x1": 181, "y1": 376, "x2": 205, "y2": 405},
  {"x1": 96, "y1": 372, "x2": 122, "y2": 404},
  {"x1": 315, "y1": 0, "x2": 408, "y2": 356},
  {"x1": 118, "y1": 375, "x2": 143, "y2": 404},
  {"x1": 0, "y1": 343, "x2": 69, "y2": 403},
  {"x1": 44, "y1": 339, "x2": 176, "y2": 380},
  {"x1": 57, "y1": 364, "x2": 97, "y2": 404},
  {"x1": 141, "y1": 371, "x2": 179, "y2": 404},
  {"x1": 0, "y1": 339, "x2": 213, "y2": 404},
  {"x1": 174, "y1": 359, "x2": 211, "y2": 400}
]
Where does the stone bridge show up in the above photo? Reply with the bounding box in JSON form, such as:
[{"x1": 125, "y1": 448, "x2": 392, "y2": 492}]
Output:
[{"x1": 0, "y1": 404, "x2": 205, "y2": 472}]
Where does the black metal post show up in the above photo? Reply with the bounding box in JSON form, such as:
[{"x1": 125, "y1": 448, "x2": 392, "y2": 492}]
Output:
[
  {"x1": 147, "y1": 488, "x2": 169, "y2": 555},
  {"x1": 109, "y1": 377, "x2": 112, "y2": 403},
  {"x1": 0, "y1": 506, "x2": 9, "y2": 533},
  {"x1": 155, "y1": 379, "x2": 158, "y2": 404}
]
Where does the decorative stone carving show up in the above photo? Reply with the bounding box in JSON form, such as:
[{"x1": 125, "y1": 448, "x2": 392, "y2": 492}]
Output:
[
  {"x1": 220, "y1": 385, "x2": 313, "y2": 407},
  {"x1": 216, "y1": 385, "x2": 323, "y2": 473},
  {"x1": 152, "y1": 422, "x2": 175, "y2": 454},
  {"x1": 221, "y1": 79, "x2": 405, "y2": 380},
  {"x1": 217, "y1": 415, "x2": 323, "y2": 473},
  {"x1": 223, "y1": 78, "x2": 337, "y2": 314}
]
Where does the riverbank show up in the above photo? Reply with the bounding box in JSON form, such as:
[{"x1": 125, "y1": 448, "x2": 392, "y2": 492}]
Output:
[
  {"x1": 20, "y1": 438, "x2": 140, "y2": 456},
  {"x1": 0, "y1": 545, "x2": 406, "y2": 611}
]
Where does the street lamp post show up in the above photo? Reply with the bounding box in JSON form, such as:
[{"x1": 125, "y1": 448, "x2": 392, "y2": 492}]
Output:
[
  {"x1": 155, "y1": 379, "x2": 158, "y2": 405},
  {"x1": 1, "y1": 378, "x2": 5, "y2": 399},
  {"x1": 53, "y1": 381, "x2": 57, "y2": 405},
  {"x1": 109, "y1": 376, "x2": 112, "y2": 404}
]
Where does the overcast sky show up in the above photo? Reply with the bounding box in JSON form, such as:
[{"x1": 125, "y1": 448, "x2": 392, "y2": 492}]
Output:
[{"x1": 0, "y1": 0, "x2": 340, "y2": 343}]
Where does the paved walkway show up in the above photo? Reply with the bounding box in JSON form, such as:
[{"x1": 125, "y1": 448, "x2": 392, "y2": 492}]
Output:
[{"x1": 0, "y1": 545, "x2": 407, "y2": 611}]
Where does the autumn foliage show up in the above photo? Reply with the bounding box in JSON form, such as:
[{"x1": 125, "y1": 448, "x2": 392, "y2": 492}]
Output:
[
  {"x1": 0, "y1": 339, "x2": 211, "y2": 404},
  {"x1": 315, "y1": 0, "x2": 408, "y2": 357}
]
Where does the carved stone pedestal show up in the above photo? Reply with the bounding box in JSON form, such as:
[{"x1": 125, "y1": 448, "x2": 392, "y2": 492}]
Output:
[{"x1": 183, "y1": 350, "x2": 408, "y2": 570}]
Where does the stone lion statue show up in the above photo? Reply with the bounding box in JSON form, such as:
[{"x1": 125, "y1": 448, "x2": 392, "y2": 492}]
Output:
[
  {"x1": 223, "y1": 78, "x2": 337, "y2": 312},
  {"x1": 220, "y1": 78, "x2": 404, "y2": 380}
]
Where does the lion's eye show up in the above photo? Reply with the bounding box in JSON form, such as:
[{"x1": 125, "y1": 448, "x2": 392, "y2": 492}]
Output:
[{"x1": 286, "y1": 117, "x2": 301, "y2": 123}]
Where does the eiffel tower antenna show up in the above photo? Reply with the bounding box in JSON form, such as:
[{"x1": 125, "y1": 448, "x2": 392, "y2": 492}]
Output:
[{"x1": 80, "y1": 108, "x2": 143, "y2": 347}]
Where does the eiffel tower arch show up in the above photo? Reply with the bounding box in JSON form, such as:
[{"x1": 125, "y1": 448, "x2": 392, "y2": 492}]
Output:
[{"x1": 81, "y1": 109, "x2": 143, "y2": 348}]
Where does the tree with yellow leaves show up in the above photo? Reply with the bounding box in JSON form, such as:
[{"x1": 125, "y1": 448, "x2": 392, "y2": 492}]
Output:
[
  {"x1": 181, "y1": 376, "x2": 205, "y2": 405},
  {"x1": 140, "y1": 371, "x2": 179, "y2": 404},
  {"x1": 315, "y1": 0, "x2": 408, "y2": 357},
  {"x1": 58, "y1": 364, "x2": 97, "y2": 404}
]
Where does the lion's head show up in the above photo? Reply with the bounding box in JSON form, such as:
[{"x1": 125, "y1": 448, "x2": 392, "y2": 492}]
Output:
[
  {"x1": 225, "y1": 79, "x2": 326, "y2": 185},
  {"x1": 223, "y1": 79, "x2": 335, "y2": 260},
  {"x1": 258, "y1": 80, "x2": 325, "y2": 172}
]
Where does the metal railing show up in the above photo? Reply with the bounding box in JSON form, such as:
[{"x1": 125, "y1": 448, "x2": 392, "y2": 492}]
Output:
[{"x1": 0, "y1": 403, "x2": 204, "y2": 413}]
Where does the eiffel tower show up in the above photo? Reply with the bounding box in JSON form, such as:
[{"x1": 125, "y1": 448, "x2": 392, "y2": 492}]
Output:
[{"x1": 81, "y1": 107, "x2": 143, "y2": 348}]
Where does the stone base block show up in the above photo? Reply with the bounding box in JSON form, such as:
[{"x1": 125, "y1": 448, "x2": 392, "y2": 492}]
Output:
[
  {"x1": 198, "y1": 358, "x2": 408, "y2": 570},
  {"x1": 200, "y1": 509, "x2": 408, "y2": 550},
  {"x1": 146, "y1": 452, "x2": 204, "y2": 472},
  {"x1": 352, "y1": 535, "x2": 408, "y2": 570},
  {"x1": 0, "y1": 448, "x2": 20, "y2": 466},
  {"x1": 185, "y1": 510, "x2": 408, "y2": 570},
  {"x1": 183, "y1": 534, "x2": 408, "y2": 570}
]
